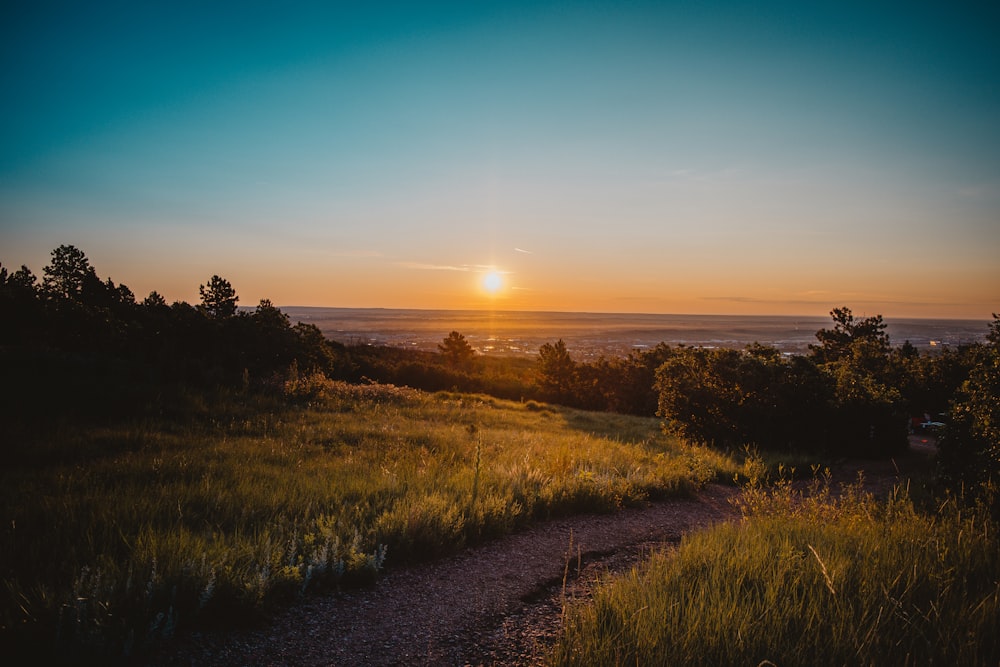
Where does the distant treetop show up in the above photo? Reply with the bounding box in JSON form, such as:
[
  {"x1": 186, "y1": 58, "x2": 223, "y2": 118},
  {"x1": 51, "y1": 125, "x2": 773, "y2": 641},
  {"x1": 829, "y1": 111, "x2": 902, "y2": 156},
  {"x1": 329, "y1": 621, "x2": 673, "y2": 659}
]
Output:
[{"x1": 199, "y1": 275, "x2": 238, "y2": 319}]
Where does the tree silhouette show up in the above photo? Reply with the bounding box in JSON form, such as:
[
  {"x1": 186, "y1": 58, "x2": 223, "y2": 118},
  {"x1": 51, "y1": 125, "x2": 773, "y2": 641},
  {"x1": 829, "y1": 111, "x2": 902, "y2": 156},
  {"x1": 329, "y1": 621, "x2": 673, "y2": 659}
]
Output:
[
  {"x1": 0, "y1": 264, "x2": 41, "y2": 346},
  {"x1": 42, "y1": 244, "x2": 96, "y2": 301},
  {"x1": 1, "y1": 264, "x2": 37, "y2": 294},
  {"x1": 810, "y1": 306, "x2": 890, "y2": 363},
  {"x1": 438, "y1": 330, "x2": 475, "y2": 368},
  {"x1": 938, "y1": 314, "x2": 1000, "y2": 491},
  {"x1": 143, "y1": 291, "x2": 167, "y2": 308},
  {"x1": 199, "y1": 275, "x2": 238, "y2": 318},
  {"x1": 537, "y1": 339, "x2": 576, "y2": 401},
  {"x1": 988, "y1": 312, "x2": 1000, "y2": 347}
]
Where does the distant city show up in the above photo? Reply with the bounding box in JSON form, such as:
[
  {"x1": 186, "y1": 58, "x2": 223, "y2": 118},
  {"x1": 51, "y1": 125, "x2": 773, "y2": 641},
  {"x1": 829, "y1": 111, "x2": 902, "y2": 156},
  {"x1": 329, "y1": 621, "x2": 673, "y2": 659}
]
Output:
[{"x1": 280, "y1": 308, "x2": 990, "y2": 359}]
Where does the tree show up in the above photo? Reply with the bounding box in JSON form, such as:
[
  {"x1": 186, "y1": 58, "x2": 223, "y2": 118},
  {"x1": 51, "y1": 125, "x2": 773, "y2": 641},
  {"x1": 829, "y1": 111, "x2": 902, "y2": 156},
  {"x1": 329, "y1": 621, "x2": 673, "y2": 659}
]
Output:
[
  {"x1": 438, "y1": 330, "x2": 475, "y2": 368},
  {"x1": 655, "y1": 340, "x2": 904, "y2": 454},
  {"x1": 199, "y1": 275, "x2": 238, "y2": 318},
  {"x1": 0, "y1": 264, "x2": 39, "y2": 309},
  {"x1": 0, "y1": 264, "x2": 42, "y2": 346},
  {"x1": 824, "y1": 339, "x2": 908, "y2": 456},
  {"x1": 810, "y1": 306, "x2": 890, "y2": 364},
  {"x1": 988, "y1": 312, "x2": 1000, "y2": 347},
  {"x1": 106, "y1": 278, "x2": 135, "y2": 308},
  {"x1": 938, "y1": 314, "x2": 1000, "y2": 494},
  {"x1": 804, "y1": 308, "x2": 906, "y2": 455},
  {"x1": 41, "y1": 244, "x2": 97, "y2": 301},
  {"x1": 655, "y1": 347, "x2": 749, "y2": 449},
  {"x1": 1, "y1": 264, "x2": 38, "y2": 295},
  {"x1": 611, "y1": 344, "x2": 678, "y2": 416},
  {"x1": 293, "y1": 322, "x2": 341, "y2": 375},
  {"x1": 143, "y1": 291, "x2": 168, "y2": 308},
  {"x1": 537, "y1": 339, "x2": 576, "y2": 401}
]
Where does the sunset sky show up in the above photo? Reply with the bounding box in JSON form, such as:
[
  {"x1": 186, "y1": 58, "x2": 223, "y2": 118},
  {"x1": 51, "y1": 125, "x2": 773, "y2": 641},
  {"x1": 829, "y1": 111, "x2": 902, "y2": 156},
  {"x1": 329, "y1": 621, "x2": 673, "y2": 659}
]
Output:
[{"x1": 2, "y1": 1, "x2": 998, "y2": 318}]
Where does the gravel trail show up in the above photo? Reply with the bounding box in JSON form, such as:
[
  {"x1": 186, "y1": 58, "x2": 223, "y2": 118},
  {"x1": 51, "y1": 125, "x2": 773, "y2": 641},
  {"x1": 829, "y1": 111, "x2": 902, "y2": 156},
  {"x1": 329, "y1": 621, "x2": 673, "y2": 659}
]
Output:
[
  {"x1": 152, "y1": 437, "x2": 933, "y2": 666},
  {"x1": 151, "y1": 485, "x2": 738, "y2": 666}
]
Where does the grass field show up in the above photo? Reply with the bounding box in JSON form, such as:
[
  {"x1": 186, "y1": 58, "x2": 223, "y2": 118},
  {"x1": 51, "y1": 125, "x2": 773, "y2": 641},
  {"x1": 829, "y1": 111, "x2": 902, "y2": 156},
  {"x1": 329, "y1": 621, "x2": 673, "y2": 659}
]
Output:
[
  {"x1": 0, "y1": 382, "x2": 739, "y2": 660},
  {"x1": 551, "y1": 474, "x2": 1000, "y2": 666}
]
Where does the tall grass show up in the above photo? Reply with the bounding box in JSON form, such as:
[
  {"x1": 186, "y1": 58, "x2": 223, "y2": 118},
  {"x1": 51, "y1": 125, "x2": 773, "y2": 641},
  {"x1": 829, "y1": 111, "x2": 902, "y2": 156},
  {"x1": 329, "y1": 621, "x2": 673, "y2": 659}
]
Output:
[
  {"x1": 0, "y1": 382, "x2": 738, "y2": 660},
  {"x1": 552, "y1": 476, "x2": 1000, "y2": 666}
]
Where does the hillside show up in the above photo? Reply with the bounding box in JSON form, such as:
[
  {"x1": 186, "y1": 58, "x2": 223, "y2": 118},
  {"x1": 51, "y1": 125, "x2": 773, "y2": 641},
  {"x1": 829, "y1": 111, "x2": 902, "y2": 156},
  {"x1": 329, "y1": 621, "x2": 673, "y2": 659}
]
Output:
[{"x1": 0, "y1": 384, "x2": 738, "y2": 663}]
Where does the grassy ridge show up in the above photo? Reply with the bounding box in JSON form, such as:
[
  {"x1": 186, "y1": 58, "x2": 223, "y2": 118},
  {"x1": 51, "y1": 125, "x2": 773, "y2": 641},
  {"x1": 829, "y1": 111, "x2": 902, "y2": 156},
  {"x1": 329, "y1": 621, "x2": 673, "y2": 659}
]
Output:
[
  {"x1": 552, "y1": 476, "x2": 1000, "y2": 666},
  {"x1": 0, "y1": 383, "x2": 738, "y2": 660}
]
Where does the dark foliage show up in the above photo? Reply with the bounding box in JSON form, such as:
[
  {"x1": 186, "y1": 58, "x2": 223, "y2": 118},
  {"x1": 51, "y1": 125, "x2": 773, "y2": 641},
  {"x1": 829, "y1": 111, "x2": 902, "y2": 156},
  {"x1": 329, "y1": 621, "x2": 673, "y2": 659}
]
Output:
[
  {"x1": 652, "y1": 308, "x2": 994, "y2": 460},
  {"x1": 537, "y1": 339, "x2": 576, "y2": 402},
  {"x1": 936, "y1": 314, "x2": 1000, "y2": 500},
  {"x1": 0, "y1": 247, "x2": 347, "y2": 433},
  {"x1": 438, "y1": 330, "x2": 475, "y2": 369},
  {"x1": 809, "y1": 306, "x2": 890, "y2": 363},
  {"x1": 198, "y1": 274, "x2": 238, "y2": 319},
  {"x1": 655, "y1": 345, "x2": 833, "y2": 453}
]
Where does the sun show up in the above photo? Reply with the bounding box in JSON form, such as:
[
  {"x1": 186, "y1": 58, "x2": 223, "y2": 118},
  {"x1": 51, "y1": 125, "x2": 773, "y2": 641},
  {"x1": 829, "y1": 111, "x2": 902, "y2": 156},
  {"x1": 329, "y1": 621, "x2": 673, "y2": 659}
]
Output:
[{"x1": 482, "y1": 271, "x2": 503, "y2": 294}]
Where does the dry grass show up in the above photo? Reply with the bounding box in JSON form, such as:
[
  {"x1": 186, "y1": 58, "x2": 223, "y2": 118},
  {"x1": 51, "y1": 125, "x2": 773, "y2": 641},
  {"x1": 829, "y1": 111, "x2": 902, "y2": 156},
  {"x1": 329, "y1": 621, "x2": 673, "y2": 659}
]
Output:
[
  {"x1": 552, "y1": 474, "x2": 1000, "y2": 666},
  {"x1": 0, "y1": 383, "x2": 738, "y2": 661}
]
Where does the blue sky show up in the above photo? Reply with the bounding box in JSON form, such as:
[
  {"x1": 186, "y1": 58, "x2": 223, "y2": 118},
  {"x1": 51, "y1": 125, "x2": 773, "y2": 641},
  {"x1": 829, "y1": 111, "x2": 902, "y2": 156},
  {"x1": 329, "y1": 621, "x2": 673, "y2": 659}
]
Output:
[{"x1": 2, "y1": 1, "x2": 998, "y2": 317}]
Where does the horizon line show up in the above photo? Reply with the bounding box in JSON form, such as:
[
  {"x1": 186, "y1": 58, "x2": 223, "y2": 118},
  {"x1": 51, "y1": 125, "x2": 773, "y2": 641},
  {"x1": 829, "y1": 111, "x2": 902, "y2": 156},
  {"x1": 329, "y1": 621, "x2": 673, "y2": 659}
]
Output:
[{"x1": 264, "y1": 305, "x2": 992, "y2": 323}]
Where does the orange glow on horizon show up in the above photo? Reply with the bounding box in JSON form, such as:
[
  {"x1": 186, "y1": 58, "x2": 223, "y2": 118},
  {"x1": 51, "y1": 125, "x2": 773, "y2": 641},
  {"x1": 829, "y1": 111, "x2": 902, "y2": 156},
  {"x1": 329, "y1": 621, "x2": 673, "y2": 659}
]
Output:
[{"x1": 13, "y1": 242, "x2": 995, "y2": 321}]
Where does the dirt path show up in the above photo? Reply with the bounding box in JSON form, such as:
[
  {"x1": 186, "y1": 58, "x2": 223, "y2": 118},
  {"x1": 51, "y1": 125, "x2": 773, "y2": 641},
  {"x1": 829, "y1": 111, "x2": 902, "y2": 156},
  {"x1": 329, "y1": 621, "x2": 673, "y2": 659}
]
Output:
[
  {"x1": 150, "y1": 485, "x2": 736, "y2": 666},
  {"x1": 152, "y1": 439, "x2": 934, "y2": 666}
]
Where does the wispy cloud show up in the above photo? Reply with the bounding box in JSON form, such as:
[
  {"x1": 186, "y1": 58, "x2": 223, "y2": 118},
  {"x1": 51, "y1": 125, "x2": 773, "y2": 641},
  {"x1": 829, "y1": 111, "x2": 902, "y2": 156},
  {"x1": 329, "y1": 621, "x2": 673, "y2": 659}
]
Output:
[
  {"x1": 397, "y1": 262, "x2": 472, "y2": 272},
  {"x1": 514, "y1": 247, "x2": 533, "y2": 254},
  {"x1": 395, "y1": 262, "x2": 506, "y2": 273}
]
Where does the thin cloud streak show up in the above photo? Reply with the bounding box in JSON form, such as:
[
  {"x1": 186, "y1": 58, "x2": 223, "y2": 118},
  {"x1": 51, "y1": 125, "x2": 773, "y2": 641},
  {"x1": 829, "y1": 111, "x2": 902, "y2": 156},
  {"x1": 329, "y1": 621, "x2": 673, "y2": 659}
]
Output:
[
  {"x1": 396, "y1": 262, "x2": 502, "y2": 273},
  {"x1": 397, "y1": 262, "x2": 472, "y2": 272}
]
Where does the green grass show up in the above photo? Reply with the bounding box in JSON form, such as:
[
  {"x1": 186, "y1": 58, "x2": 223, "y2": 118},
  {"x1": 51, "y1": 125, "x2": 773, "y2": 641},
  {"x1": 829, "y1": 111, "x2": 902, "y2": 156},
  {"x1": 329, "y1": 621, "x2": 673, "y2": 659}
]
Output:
[
  {"x1": 552, "y1": 475, "x2": 1000, "y2": 666},
  {"x1": 0, "y1": 382, "x2": 739, "y2": 661}
]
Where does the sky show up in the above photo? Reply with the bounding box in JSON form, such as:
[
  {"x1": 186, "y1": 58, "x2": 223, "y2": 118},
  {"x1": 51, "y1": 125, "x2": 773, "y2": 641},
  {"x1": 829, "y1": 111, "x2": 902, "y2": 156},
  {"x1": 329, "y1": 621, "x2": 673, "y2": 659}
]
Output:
[{"x1": 1, "y1": 1, "x2": 998, "y2": 319}]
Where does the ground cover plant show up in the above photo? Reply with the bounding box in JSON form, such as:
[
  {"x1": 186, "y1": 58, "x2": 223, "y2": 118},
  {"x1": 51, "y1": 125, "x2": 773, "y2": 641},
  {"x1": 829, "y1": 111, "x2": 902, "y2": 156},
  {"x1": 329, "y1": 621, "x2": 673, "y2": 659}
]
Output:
[
  {"x1": 551, "y1": 473, "x2": 1000, "y2": 666},
  {"x1": 0, "y1": 382, "x2": 739, "y2": 662}
]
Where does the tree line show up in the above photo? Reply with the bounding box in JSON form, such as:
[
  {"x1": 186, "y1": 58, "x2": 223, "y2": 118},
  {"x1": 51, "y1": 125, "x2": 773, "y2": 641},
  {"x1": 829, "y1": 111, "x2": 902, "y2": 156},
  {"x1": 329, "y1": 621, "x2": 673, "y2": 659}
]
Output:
[
  {"x1": 2, "y1": 245, "x2": 997, "y2": 491},
  {"x1": 408, "y1": 314, "x2": 997, "y2": 488},
  {"x1": 530, "y1": 308, "x2": 998, "y2": 483},
  {"x1": 0, "y1": 245, "x2": 346, "y2": 423}
]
